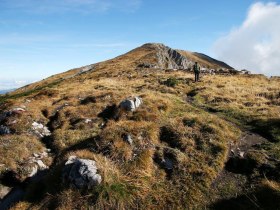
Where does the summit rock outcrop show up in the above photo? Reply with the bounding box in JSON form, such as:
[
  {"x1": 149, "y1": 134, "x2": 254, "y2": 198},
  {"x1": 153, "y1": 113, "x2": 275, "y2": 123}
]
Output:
[{"x1": 142, "y1": 43, "x2": 194, "y2": 69}]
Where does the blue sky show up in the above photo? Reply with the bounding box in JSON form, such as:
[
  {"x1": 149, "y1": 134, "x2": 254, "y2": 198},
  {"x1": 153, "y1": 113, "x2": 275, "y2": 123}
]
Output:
[{"x1": 0, "y1": 0, "x2": 279, "y2": 89}]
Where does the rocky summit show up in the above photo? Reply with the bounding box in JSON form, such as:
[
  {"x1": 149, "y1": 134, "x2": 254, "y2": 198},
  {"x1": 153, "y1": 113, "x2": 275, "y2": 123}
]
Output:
[
  {"x1": 134, "y1": 43, "x2": 234, "y2": 71},
  {"x1": 142, "y1": 43, "x2": 193, "y2": 69},
  {"x1": 0, "y1": 43, "x2": 279, "y2": 210}
]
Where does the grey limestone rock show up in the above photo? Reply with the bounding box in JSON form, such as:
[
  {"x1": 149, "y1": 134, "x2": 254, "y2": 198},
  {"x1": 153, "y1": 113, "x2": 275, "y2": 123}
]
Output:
[
  {"x1": 31, "y1": 122, "x2": 51, "y2": 137},
  {"x1": 0, "y1": 125, "x2": 11, "y2": 135},
  {"x1": 63, "y1": 156, "x2": 102, "y2": 189},
  {"x1": 120, "y1": 96, "x2": 142, "y2": 111},
  {"x1": 137, "y1": 63, "x2": 156, "y2": 68},
  {"x1": 123, "y1": 134, "x2": 133, "y2": 145},
  {"x1": 142, "y1": 43, "x2": 194, "y2": 70}
]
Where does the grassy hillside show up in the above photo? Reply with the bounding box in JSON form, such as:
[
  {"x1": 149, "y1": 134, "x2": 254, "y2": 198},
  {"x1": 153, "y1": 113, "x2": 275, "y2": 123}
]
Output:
[
  {"x1": 0, "y1": 44, "x2": 279, "y2": 210},
  {"x1": 179, "y1": 50, "x2": 233, "y2": 70}
]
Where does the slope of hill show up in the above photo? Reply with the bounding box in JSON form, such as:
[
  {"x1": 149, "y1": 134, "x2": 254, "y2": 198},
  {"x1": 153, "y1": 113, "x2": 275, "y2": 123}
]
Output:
[
  {"x1": 179, "y1": 51, "x2": 233, "y2": 70},
  {"x1": 0, "y1": 43, "x2": 279, "y2": 210}
]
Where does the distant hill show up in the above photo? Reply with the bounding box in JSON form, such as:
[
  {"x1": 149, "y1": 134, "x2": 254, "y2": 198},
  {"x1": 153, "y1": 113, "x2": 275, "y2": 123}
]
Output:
[{"x1": 0, "y1": 89, "x2": 15, "y2": 94}]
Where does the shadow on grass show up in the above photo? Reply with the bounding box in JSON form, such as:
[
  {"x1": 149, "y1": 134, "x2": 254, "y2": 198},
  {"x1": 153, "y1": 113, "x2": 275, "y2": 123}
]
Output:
[
  {"x1": 206, "y1": 106, "x2": 280, "y2": 143},
  {"x1": 209, "y1": 185, "x2": 280, "y2": 210},
  {"x1": 249, "y1": 118, "x2": 280, "y2": 143},
  {"x1": 17, "y1": 136, "x2": 103, "y2": 209}
]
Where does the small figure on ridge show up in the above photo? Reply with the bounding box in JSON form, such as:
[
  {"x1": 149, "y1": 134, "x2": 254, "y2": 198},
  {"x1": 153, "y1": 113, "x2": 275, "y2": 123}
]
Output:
[{"x1": 193, "y1": 62, "x2": 200, "y2": 82}]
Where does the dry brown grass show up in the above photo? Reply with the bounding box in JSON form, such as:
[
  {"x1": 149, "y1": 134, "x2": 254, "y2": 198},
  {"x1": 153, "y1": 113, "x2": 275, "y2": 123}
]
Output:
[
  {"x1": 0, "y1": 134, "x2": 45, "y2": 179},
  {"x1": 192, "y1": 74, "x2": 280, "y2": 119},
  {"x1": 99, "y1": 120, "x2": 159, "y2": 161},
  {"x1": 1, "y1": 44, "x2": 280, "y2": 209}
]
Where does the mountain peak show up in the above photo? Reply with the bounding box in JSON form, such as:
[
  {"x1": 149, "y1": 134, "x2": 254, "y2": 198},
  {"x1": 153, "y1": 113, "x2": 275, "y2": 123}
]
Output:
[
  {"x1": 141, "y1": 42, "x2": 167, "y2": 48},
  {"x1": 132, "y1": 43, "x2": 232, "y2": 70}
]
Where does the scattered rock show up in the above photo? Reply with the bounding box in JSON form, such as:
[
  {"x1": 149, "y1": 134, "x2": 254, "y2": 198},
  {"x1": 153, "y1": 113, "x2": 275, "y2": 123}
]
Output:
[
  {"x1": 122, "y1": 134, "x2": 133, "y2": 145},
  {"x1": 162, "y1": 157, "x2": 174, "y2": 170},
  {"x1": 27, "y1": 151, "x2": 49, "y2": 177},
  {"x1": 32, "y1": 122, "x2": 43, "y2": 129},
  {"x1": 120, "y1": 96, "x2": 142, "y2": 111},
  {"x1": 240, "y1": 69, "x2": 251, "y2": 75},
  {"x1": 85, "y1": 119, "x2": 92, "y2": 124},
  {"x1": 11, "y1": 107, "x2": 26, "y2": 115},
  {"x1": 8, "y1": 120, "x2": 17, "y2": 125},
  {"x1": 239, "y1": 151, "x2": 245, "y2": 158},
  {"x1": 0, "y1": 125, "x2": 11, "y2": 135},
  {"x1": 0, "y1": 108, "x2": 26, "y2": 127},
  {"x1": 63, "y1": 156, "x2": 102, "y2": 189},
  {"x1": 55, "y1": 103, "x2": 69, "y2": 112},
  {"x1": 137, "y1": 63, "x2": 156, "y2": 68},
  {"x1": 35, "y1": 160, "x2": 48, "y2": 170},
  {"x1": 33, "y1": 153, "x2": 40, "y2": 158},
  {"x1": 80, "y1": 65, "x2": 95, "y2": 73},
  {"x1": 120, "y1": 99, "x2": 135, "y2": 111},
  {"x1": 33, "y1": 151, "x2": 49, "y2": 159},
  {"x1": 31, "y1": 122, "x2": 51, "y2": 137},
  {"x1": 12, "y1": 107, "x2": 26, "y2": 112},
  {"x1": 0, "y1": 112, "x2": 10, "y2": 122},
  {"x1": 41, "y1": 151, "x2": 48, "y2": 158},
  {"x1": 0, "y1": 185, "x2": 11, "y2": 199},
  {"x1": 154, "y1": 150, "x2": 176, "y2": 178},
  {"x1": 100, "y1": 122, "x2": 105, "y2": 128},
  {"x1": 134, "y1": 97, "x2": 142, "y2": 108},
  {"x1": 28, "y1": 166, "x2": 38, "y2": 177}
]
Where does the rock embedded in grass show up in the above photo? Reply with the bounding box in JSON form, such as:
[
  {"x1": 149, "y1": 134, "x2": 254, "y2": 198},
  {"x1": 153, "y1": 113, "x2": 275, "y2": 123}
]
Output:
[
  {"x1": 85, "y1": 119, "x2": 92, "y2": 124},
  {"x1": 120, "y1": 96, "x2": 142, "y2": 111},
  {"x1": 27, "y1": 152, "x2": 49, "y2": 177},
  {"x1": 12, "y1": 107, "x2": 26, "y2": 112},
  {"x1": 63, "y1": 156, "x2": 102, "y2": 189},
  {"x1": 31, "y1": 122, "x2": 51, "y2": 137},
  {"x1": 0, "y1": 125, "x2": 11, "y2": 135},
  {"x1": 122, "y1": 134, "x2": 133, "y2": 145}
]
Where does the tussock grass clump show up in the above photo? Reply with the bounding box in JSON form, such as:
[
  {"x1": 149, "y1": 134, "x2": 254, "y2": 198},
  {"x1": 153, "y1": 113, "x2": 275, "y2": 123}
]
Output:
[
  {"x1": 0, "y1": 134, "x2": 45, "y2": 179},
  {"x1": 20, "y1": 150, "x2": 159, "y2": 210},
  {"x1": 52, "y1": 127, "x2": 100, "y2": 152},
  {"x1": 190, "y1": 75, "x2": 280, "y2": 140},
  {"x1": 99, "y1": 120, "x2": 159, "y2": 161},
  {"x1": 209, "y1": 179, "x2": 280, "y2": 210},
  {"x1": 163, "y1": 77, "x2": 179, "y2": 87}
]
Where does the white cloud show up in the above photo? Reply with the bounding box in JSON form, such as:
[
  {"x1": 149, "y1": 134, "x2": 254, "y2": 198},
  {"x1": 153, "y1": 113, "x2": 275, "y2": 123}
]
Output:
[
  {"x1": 0, "y1": 0, "x2": 141, "y2": 14},
  {"x1": 212, "y1": 2, "x2": 280, "y2": 76}
]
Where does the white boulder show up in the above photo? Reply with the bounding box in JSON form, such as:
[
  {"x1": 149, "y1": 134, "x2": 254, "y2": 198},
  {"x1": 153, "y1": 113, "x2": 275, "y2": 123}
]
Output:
[
  {"x1": 32, "y1": 122, "x2": 51, "y2": 137},
  {"x1": 63, "y1": 156, "x2": 102, "y2": 189},
  {"x1": 120, "y1": 96, "x2": 142, "y2": 111}
]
